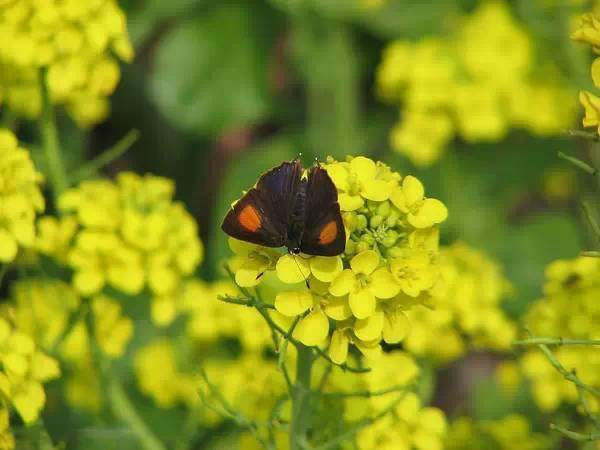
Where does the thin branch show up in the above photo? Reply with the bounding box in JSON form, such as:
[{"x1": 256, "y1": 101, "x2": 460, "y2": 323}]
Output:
[
  {"x1": 223, "y1": 266, "x2": 370, "y2": 374},
  {"x1": 70, "y1": 129, "x2": 140, "y2": 184},
  {"x1": 582, "y1": 200, "x2": 600, "y2": 239},
  {"x1": 302, "y1": 390, "x2": 411, "y2": 450},
  {"x1": 319, "y1": 384, "x2": 412, "y2": 399},
  {"x1": 581, "y1": 251, "x2": 600, "y2": 257},
  {"x1": 574, "y1": 371, "x2": 600, "y2": 430},
  {"x1": 550, "y1": 424, "x2": 600, "y2": 441},
  {"x1": 567, "y1": 129, "x2": 600, "y2": 141},
  {"x1": 558, "y1": 151, "x2": 596, "y2": 175},
  {"x1": 218, "y1": 294, "x2": 275, "y2": 309},
  {"x1": 513, "y1": 337, "x2": 600, "y2": 347}
]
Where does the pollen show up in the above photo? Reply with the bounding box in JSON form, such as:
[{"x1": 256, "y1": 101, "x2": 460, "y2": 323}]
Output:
[{"x1": 239, "y1": 205, "x2": 262, "y2": 232}]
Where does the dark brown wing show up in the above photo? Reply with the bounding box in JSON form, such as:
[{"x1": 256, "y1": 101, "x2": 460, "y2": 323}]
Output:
[
  {"x1": 300, "y1": 165, "x2": 346, "y2": 256},
  {"x1": 221, "y1": 160, "x2": 302, "y2": 248}
]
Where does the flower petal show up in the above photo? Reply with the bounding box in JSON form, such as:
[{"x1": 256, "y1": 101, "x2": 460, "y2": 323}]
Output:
[
  {"x1": 350, "y1": 250, "x2": 379, "y2": 275},
  {"x1": 326, "y1": 164, "x2": 350, "y2": 192},
  {"x1": 329, "y1": 269, "x2": 355, "y2": 297},
  {"x1": 354, "y1": 339, "x2": 382, "y2": 360},
  {"x1": 402, "y1": 175, "x2": 425, "y2": 206},
  {"x1": 329, "y1": 329, "x2": 349, "y2": 364},
  {"x1": 275, "y1": 291, "x2": 313, "y2": 317},
  {"x1": 349, "y1": 288, "x2": 376, "y2": 319},
  {"x1": 323, "y1": 296, "x2": 352, "y2": 320},
  {"x1": 310, "y1": 256, "x2": 343, "y2": 282},
  {"x1": 408, "y1": 198, "x2": 448, "y2": 229},
  {"x1": 294, "y1": 309, "x2": 329, "y2": 346},
  {"x1": 593, "y1": 57, "x2": 600, "y2": 88},
  {"x1": 350, "y1": 156, "x2": 376, "y2": 184},
  {"x1": 370, "y1": 268, "x2": 400, "y2": 299},
  {"x1": 361, "y1": 179, "x2": 392, "y2": 202},
  {"x1": 276, "y1": 254, "x2": 311, "y2": 284},
  {"x1": 338, "y1": 193, "x2": 364, "y2": 211},
  {"x1": 383, "y1": 309, "x2": 410, "y2": 343},
  {"x1": 354, "y1": 309, "x2": 384, "y2": 341}
]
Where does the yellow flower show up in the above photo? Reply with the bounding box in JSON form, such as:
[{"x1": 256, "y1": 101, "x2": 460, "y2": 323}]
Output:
[
  {"x1": 0, "y1": 405, "x2": 15, "y2": 450},
  {"x1": 445, "y1": 415, "x2": 550, "y2": 450},
  {"x1": 92, "y1": 295, "x2": 133, "y2": 358},
  {"x1": 53, "y1": 174, "x2": 203, "y2": 315},
  {"x1": 134, "y1": 339, "x2": 198, "y2": 409},
  {"x1": 571, "y1": 12, "x2": 600, "y2": 51},
  {"x1": 0, "y1": 0, "x2": 133, "y2": 126},
  {"x1": 389, "y1": 250, "x2": 437, "y2": 297},
  {"x1": 329, "y1": 250, "x2": 399, "y2": 319},
  {"x1": 579, "y1": 90, "x2": 600, "y2": 133},
  {"x1": 228, "y1": 238, "x2": 279, "y2": 287},
  {"x1": 0, "y1": 317, "x2": 59, "y2": 424},
  {"x1": 0, "y1": 130, "x2": 44, "y2": 263},
  {"x1": 391, "y1": 176, "x2": 447, "y2": 229},
  {"x1": 326, "y1": 156, "x2": 399, "y2": 211}
]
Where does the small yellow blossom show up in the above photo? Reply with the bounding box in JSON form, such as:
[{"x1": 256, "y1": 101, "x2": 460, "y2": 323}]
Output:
[
  {"x1": 0, "y1": 405, "x2": 15, "y2": 450},
  {"x1": 579, "y1": 90, "x2": 600, "y2": 133},
  {"x1": 0, "y1": 316, "x2": 59, "y2": 424},
  {"x1": 0, "y1": 130, "x2": 44, "y2": 263},
  {"x1": 571, "y1": 12, "x2": 600, "y2": 51},
  {"x1": 329, "y1": 250, "x2": 399, "y2": 319},
  {"x1": 390, "y1": 176, "x2": 447, "y2": 229}
]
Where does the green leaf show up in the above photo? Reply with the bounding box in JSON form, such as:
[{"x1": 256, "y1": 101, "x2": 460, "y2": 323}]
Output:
[{"x1": 149, "y1": 1, "x2": 279, "y2": 136}]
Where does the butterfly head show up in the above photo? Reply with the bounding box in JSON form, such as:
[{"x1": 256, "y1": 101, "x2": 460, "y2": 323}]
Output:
[{"x1": 290, "y1": 246, "x2": 301, "y2": 255}]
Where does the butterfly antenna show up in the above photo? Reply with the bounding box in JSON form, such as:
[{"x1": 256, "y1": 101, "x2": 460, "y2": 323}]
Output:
[{"x1": 292, "y1": 253, "x2": 310, "y2": 289}]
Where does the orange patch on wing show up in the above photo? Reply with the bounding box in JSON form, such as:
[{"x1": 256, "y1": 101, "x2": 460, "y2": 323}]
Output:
[
  {"x1": 239, "y1": 205, "x2": 262, "y2": 232},
  {"x1": 318, "y1": 221, "x2": 338, "y2": 245}
]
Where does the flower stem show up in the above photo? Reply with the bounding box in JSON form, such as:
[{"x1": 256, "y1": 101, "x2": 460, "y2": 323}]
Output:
[
  {"x1": 39, "y1": 69, "x2": 68, "y2": 199},
  {"x1": 290, "y1": 344, "x2": 314, "y2": 450},
  {"x1": 108, "y1": 378, "x2": 167, "y2": 450}
]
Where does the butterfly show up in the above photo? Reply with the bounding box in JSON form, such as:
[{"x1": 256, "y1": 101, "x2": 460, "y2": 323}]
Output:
[{"x1": 221, "y1": 158, "x2": 346, "y2": 257}]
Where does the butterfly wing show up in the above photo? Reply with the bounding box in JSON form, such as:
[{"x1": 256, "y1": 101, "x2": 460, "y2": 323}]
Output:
[
  {"x1": 300, "y1": 165, "x2": 346, "y2": 256},
  {"x1": 221, "y1": 160, "x2": 302, "y2": 247}
]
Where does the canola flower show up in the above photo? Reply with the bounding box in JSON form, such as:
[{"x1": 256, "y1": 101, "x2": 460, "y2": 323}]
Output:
[
  {"x1": 0, "y1": 129, "x2": 44, "y2": 263},
  {"x1": 403, "y1": 242, "x2": 516, "y2": 363},
  {"x1": 225, "y1": 156, "x2": 447, "y2": 364},
  {"x1": 376, "y1": 1, "x2": 575, "y2": 166},
  {"x1": 38, "y1": 172, "x2": 203, "y2": 327},
  {"x1": 8, "y1": 277, "x2": 133, "y2": 413},
  {"x1": 0, "y1": 0, "x2": 133, "y2": 126},
  {"x1": 445, "y1": 414, "x2": 550, "y2": 450},
  {"x1": 518, "y1": 256, "x2": 600, "y2": 412},
  {"x1": 0, "y1": 312, "x2": 59, "y2": 426},
  {"x1": 0, "y1": 406, "x2": 14, "y2": 450},
  {"x1": 572, "y1": 11, "x2": 600, "y2": 135}
]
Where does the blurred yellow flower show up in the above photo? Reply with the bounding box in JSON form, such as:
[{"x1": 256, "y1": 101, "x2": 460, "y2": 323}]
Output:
[
  {"x1": 0, "y1": 130, "x2": 44, "y2": 263},
  {"x1": 377, "y1": 2, "x2": 576, "y2": 165},
  {"x1": 0, "y1": 0, "x2": 133, "y2": 126},
  {"x1": 0, "y1": 316, "x2": 59, "y2": 424}
]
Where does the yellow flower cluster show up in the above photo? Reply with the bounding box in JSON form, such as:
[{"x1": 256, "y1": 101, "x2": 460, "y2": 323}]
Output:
[
  {"x1": 404, "y1": 242, "x2": 516, "y2": 363},
  {"x1": 377, "y1": 1, "x2": 575, "y2": 166},
  {"x1": 38, "y1": 173, "x2": 203, "y2": 326},
  {"x1": 0, "y1": 405, "x2": 14, "y2": 450},
  {"x1": 134, "y1": 339, "x2": 200, "y2": 409},
  {"x1": 323, "y1": 352, "x2": 447, "y2": 450},
  {"x1": 445, "y1": 414, "x2": 550, "y2": 450},
  {"x1": 9, "y1": 277, "x2": 133, "y2": 413},
  {"x1": 0, "y1": 312, "x2": 59, "y2": 426},
  {"x1": 0, "y1": 129, "x2": 44, "y2": 263},
  {"x1": 519, "y1": 256, "x2": 600, "y2": 411},
  {"x1": 181, "y1": 279, "x2": 274, "y2": 352},
  {"x1": 572, "y1": 12, "x2": 600, "y2": 134},
  {"x1": 227, "y1": 156, "x2": 447, "y2": 365},
  {"x1": 0, "y1": 0, "x2": 133, "y2": 126}
]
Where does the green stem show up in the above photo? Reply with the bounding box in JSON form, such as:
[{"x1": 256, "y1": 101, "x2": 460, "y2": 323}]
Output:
[
  {"x1": 550, "y1": 423, "x2": 600, "y2": 441},
  {"x1": 39, "y1": 69, "x2": 68, "y2": 199},
  {"x1": 290, "y1": 344, "x2": 314, "y2": 450},
  {"x1": 108, "y1": 379, "x2": 167, "y2": 450},
  {"x1": 513, "y1": 337, "x2": 600, "y2": 346}
]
